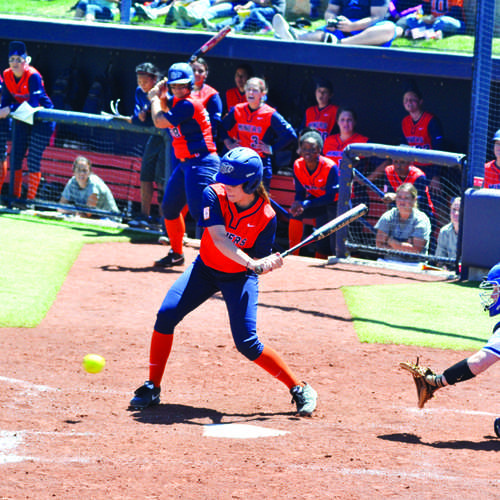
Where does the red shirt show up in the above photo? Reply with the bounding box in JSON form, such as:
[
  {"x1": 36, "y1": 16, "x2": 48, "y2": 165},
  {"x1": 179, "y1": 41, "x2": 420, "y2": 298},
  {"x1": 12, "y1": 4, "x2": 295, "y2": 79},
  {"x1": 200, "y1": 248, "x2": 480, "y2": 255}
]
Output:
[
  {"x1": 323, "y1": 132, "x2": 368, "y2": 162},
  {"x1": 191, "y1": 83, "x2": 219, "y2": 108},
  {"x1": 294, "y1": 156, "x2": 337, "y2": 198},
  {"x1": 304, "y1": 104, "x2": 338, "y2": 140},
  {"x1": 225, "y1": 87, "x2": 246, "y2": 111},
  {"x1": 484, "y1": 159, "x2": 500, "y2": 189},
  {"x1": 200, "y1": 183, "x2": 276, "y2": 273},
  {"x1": 228, "y1": 103, "x2": 275, "y2": 158}
]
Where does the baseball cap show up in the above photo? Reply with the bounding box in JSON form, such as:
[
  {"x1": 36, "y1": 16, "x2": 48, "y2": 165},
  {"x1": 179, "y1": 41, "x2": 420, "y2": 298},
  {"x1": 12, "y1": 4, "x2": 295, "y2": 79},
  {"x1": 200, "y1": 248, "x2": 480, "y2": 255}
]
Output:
[
  {"x1": 8, "y1": 41, "x2": 27, "y2": 59},
  {"x1": 493, "y1": 129, "x2": 500, "y2": 142}
]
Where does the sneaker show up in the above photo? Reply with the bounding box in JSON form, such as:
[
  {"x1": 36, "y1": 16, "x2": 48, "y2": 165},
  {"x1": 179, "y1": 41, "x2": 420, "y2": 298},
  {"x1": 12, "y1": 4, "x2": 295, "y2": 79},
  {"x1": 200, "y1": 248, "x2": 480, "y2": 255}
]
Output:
[
  {"x1": 324, "y1": 33, "x2": 339, "y2": 44},
  {"x1": 177, "y1": 4, "x2": 200, "y2": 24},
  {"x1": 272, "y1": 13, "x2": 296, "y2": 41},
  {"x1": 158, "y1": 235, "x2": 170, "y2": 245},
  {"x1": 154, "y1": 249, "x2": 185, "y2": 267},
  {"x1": 494, "y1": 417, "x2": 500, "y2": 438},
  {"x1": 129, "y1": 381, "x2": 161, "y2": 409},
  {"x1": 135, "y1": 3, "x2": 156, "y2": 20},
  {"x1": 201, "y1": 16, "x2": 218, "y2": 32},
  {"x1": 290, "y1": 383, "x2": 317, "y2": 416},
  {"x1": 164, "y1": 4, "x2": 177, "y2": 25}
]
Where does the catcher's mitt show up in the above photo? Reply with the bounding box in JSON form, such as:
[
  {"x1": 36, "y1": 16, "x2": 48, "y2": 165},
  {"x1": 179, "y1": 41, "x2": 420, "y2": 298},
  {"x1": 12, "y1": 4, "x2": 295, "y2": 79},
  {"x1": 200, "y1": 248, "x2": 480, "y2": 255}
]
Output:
[{"x1": 399, "y1": 357, "x2": 438, "y2": 408}]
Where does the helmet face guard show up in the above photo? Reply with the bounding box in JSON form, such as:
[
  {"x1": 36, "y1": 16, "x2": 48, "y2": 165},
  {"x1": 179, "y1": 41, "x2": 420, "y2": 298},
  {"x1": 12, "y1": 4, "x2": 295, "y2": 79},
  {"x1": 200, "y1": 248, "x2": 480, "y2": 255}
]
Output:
[{"x1": 479, "y1": 262, "x2": 500, "y2": 317}]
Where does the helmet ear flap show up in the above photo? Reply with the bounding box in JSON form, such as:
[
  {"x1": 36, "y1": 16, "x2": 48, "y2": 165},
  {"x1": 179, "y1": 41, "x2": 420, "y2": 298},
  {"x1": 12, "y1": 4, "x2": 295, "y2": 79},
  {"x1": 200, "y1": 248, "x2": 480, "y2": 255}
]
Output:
[{"x1": 243, "y1": 177, "x2": 260, "y2": 194}]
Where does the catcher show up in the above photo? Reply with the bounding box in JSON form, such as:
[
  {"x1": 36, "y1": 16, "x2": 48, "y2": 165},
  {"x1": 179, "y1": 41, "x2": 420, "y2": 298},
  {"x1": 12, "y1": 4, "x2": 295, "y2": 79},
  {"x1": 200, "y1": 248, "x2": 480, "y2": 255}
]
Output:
[{"x1": 400, "y1": 261, "x2": 500, "y2": 437}]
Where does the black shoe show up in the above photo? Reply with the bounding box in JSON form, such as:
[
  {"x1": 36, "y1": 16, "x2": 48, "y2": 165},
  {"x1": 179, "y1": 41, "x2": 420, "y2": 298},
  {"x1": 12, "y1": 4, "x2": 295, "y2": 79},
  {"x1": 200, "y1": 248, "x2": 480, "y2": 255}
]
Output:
[
  {"x1": 130, "y1": 381, "x2": 161, "y2": 409},
  {"x1": 154, "y1": 249, "x2": 185, "y2": 268},
  {"x1": 495, "y1": 417, "x2": 500, "y2": 438}
]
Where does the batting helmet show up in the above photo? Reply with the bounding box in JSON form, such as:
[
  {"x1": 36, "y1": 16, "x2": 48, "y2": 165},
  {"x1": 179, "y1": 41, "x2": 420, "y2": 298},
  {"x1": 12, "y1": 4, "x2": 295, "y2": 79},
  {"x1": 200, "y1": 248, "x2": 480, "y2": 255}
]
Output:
[
  {"x1": 167, "y1": 62, "x2": 194, "y2": 87},
  {"x1": 479, "y1": 262, "x2": 500, "y2": 317},
  {"x1": 216, "y1": 147, "x2": 263, "y2": 194}
]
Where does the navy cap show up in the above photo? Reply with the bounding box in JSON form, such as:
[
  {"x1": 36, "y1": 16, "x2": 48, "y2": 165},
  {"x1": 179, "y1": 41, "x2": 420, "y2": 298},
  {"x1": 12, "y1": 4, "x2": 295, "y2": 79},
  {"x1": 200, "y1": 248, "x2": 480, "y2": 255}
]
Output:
[{"x1": 8, "y1": 41, "x2": 27, "y2": 59}]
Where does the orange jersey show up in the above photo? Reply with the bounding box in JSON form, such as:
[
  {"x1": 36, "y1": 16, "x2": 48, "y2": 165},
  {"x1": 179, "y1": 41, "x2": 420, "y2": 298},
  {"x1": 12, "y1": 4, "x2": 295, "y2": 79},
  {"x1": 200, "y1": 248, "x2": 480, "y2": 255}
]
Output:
[
  {"x1": 401, "y1": 111, "x2": 435, "y2": 150},
  {"x1": 484, "y1": 159, "x2": 500, "y2": 189},
  {"x1": 294, "y1": 155, "x2": 337, "y2": 198},
  {"x1": 304, "y1": 104, "x2": 338, "y2": 140},
  {"x1": 2, "y1": 66, "x2": 52, "y2": 109},
  {"x1": 191, "y1": 83, "x2": 218, "y2": 107},
  {"x1": 228, "y1": 103, "x2": 275, "y2": 158},
  {"x1": 200, "y1": 183, "x2": 276, "y2": 273},
  {"x1": 225, "y1": 87, "x2": 246, "y2": 111},
  {"x1": 323, "y1": 132, "x2": 368, "y2": 162},
  {"x1": 427, "y1": 0, "x2": 464, "y2": 18}
]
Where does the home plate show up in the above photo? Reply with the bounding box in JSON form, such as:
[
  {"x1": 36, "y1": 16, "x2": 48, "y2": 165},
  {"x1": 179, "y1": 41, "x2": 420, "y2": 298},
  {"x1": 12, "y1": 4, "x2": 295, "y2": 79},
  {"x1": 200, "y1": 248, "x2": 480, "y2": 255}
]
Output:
[{"x1": 203, "y1": 423, "x2": 289, "y2": 439}]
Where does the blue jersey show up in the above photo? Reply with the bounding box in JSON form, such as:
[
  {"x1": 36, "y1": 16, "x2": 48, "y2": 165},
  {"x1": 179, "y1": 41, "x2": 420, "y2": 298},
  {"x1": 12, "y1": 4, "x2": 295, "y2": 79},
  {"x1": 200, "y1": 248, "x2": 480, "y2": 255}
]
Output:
[
  {"x1": 329, "y1": 0, "x2": 388, "y2": 19},
  {"x1": 131, "y1": 86, "x2": 153, "y2": 127}
]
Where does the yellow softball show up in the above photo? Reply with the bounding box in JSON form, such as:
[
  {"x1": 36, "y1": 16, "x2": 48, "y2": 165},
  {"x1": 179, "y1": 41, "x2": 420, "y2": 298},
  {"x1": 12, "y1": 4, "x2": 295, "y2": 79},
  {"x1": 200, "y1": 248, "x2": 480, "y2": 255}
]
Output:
[{"x1": 82, "y1": 354, "x2": 106, "y2": 374}]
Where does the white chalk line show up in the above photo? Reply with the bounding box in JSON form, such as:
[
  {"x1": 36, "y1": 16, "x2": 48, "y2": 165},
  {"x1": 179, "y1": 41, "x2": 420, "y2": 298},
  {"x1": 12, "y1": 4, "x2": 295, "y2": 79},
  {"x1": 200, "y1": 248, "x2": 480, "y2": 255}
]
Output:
[{"x1": 404, "y1": 406, "x2": 500, "y2": 417}]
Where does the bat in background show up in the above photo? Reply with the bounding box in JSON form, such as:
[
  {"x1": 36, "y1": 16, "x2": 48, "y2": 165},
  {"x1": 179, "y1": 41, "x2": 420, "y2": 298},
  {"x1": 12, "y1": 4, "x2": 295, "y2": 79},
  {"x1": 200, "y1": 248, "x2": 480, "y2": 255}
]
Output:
[
  {"x1": 188, "y1": 26, "x2": 232, "y2": 63},
  {"x1": 255, "y1": 203, "x2": 368, "y2": 273}
]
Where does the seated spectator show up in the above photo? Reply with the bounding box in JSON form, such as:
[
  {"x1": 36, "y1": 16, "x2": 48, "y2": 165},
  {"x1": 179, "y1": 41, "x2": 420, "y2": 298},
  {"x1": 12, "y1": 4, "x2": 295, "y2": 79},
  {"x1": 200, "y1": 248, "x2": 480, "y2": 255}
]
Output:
[
  {"x1": 435, "y1": 196, "x2": 460, "y2": 268},
  {"x1": 225, "y1": 63, "x2": 253, "y2": 112},
  {"x1": 323, "y1": 107, "x2": 368, "y2": 164},
  {"x1": 289, "y1": 130, "x2": 339, "y2": 259},
  {"x1": 396, "y1": 0, "x2": 466, "y2": 39},
  {"x1": 381, "y1": 159, "x2": 435, "y2": 220},
  {"x1": 483, "y1": 129, "x2": 500, "y2": 189},
  {"x1": 272, "y1": 0, "x2": 401, "y2": 46},
  {"x1": 206, "y1": 0, "x2": 285, "y2": 34},
  {"x1": 299, "y1": 78, "x2": 338, "y2": 141},
  {"x1": 375, "y1": 182, "x2": 431, "y2": 261},
  {"x1": 134, "y1": 0, "x2": 172, "y2": 22},
  {"x1": 74, "y1": 0, "x2": 120, "y2": 21},
  {"x1": 59, "y1": 156, "x2": 120, "y2": 217}
]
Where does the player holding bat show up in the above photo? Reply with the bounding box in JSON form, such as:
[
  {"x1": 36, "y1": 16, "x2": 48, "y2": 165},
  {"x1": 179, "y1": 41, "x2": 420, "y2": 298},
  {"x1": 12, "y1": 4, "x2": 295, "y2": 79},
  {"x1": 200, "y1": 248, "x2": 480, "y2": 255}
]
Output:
[
  {"x1": 130, "y1": 147, "x2": 318, "y2": 415},
  {"x1": 149, "y1": 61, "x2": 220, "y2": 268}
]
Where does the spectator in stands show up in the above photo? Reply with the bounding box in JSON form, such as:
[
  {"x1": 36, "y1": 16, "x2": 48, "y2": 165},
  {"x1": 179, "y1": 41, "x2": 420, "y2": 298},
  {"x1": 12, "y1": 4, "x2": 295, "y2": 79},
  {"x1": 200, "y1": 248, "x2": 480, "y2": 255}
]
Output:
[
  {"x1": 59, "y1": 156, "x2": 120, "y2": 217},
  {"x1": 134, "y1": 0, "x2": 173, "y2": 22},
  {"x1": 190, "y1": 58, "x2": 223, "y2": 142},
  {"x1": 0, "y1": 74, "x2": 8, "y2": 197},
  {"x1": 483, "y1": 129, "x2": 500, "y2": 189},
  {"x1": 435, "y1": 196, "x2": 460, "y2": 268},
  {"x1": 299, "y1": 78, "x2": 338, "y2": 141},
  {"x1": 0, "y1": 41, "x2": 55, "y2": 203},
  {"x1": 397, "y1": 0, "x2": 466, "y2": 39},
  {"x1": 225, "y1": 63, "x2": 253, "y2": 112},
  {"x1": 126, "y1": 62, "x2": 169, "y2": 227},
  {"x1": 381, "y1": 159, "x2": 435, "y2": 221},
  {"x1": 149, "y1": 62, "x2": 220, "y2": 268},
  {"x1": 375, "y1": 182, "x2": 431, "y2": 261},
  {"x1": 209, "y1": 0, "x2": 286, "y2": 34},
  {"x1": 200, "y1": 0, "x2": 250, "y2": 31},
  {"x1": 222, "y1": 76, "x2": 296, "y2": 190},
  {"x1": 289, "y1": 130, "x2": 339, "y2": 258},
  {"x1": 74, "y1": 0, "x2": 120, "y2": 21},
  {"x1": 323, "y1": 107, "x2": 368, "y2": 164},
  {"x1": 272, "y1": 0, "x2": 401, "y2": 46}
]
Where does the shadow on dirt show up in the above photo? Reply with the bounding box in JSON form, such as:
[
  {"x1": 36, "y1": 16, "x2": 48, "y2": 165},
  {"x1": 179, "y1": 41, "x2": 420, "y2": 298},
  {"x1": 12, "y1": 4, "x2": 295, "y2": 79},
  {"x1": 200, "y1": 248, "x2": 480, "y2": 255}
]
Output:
[
  {"x1": 378, "y1": 432, "x2": 500, "y2": 451},
  {"x1": 128, "y1": 403, "x2": 299, "y2": 425}
]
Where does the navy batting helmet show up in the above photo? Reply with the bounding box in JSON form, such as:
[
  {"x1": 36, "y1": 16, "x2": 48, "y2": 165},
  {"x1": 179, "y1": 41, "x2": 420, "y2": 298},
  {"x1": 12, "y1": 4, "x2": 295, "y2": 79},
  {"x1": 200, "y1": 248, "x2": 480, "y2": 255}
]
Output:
[
  {"x1": 216, "y1": 147, "x2": 263, "y2": 194},
  {"x1": 479, "y1": 262, "x2": 500, "y2": 317},
  {"x1": 167, "y1": 62, "x2": 194, "y2": 86}
]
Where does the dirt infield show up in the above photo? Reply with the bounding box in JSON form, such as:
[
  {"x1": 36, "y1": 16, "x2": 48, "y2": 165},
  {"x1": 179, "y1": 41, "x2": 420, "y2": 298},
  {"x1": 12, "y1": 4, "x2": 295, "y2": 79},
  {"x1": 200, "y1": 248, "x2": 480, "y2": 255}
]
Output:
[{"x1": 1, "y1": 242, "x2": 499, "y2": 499}]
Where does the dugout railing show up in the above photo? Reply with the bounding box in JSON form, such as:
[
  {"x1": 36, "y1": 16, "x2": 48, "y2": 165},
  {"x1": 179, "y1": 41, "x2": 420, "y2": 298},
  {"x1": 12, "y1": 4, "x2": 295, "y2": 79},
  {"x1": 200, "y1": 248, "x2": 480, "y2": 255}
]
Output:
[
  {"x1": 2, "y1": 109, "x2": 170, "y2": 223},
  {"x1": 335, "y1": 143, "x2": 467, "y2": 274}
]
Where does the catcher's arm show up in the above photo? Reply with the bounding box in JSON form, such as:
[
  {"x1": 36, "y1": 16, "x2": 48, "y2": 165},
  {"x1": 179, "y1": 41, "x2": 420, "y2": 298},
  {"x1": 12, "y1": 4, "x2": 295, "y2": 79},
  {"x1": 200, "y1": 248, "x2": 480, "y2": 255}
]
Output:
[{"x1": 400, "y1": 357, "x2": 440, "y2": 408}]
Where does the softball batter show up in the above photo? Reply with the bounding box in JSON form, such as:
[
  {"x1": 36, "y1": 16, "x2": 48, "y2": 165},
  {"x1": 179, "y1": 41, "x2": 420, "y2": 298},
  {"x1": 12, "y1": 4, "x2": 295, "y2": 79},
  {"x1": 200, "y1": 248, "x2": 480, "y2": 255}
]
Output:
[{"x1": 130, "y1": 147, "x2": 317, "y2": 416}]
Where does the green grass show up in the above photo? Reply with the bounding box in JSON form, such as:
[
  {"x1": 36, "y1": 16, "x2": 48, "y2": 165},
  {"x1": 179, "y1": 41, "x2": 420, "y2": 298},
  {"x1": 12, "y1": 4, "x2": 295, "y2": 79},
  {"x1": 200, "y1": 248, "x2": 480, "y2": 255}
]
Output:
[
  {"x1": 342, "y1": 281, "x2": 492, "y2": 351},
  {"x1": 0, "y1": 213, "x2": 154, "y2": 328},
  {"x1": 5, "y1": 0, "x2": 500, "y2": 55}
]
